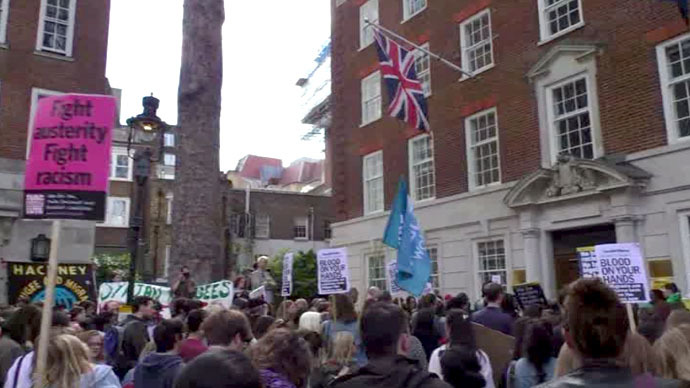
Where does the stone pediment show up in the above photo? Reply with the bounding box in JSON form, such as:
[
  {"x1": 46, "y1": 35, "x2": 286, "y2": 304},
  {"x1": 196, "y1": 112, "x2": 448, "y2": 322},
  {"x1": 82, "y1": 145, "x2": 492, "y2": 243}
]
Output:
[{"x1": 504, "y1": 155, "x2": 651, "y2": 208}]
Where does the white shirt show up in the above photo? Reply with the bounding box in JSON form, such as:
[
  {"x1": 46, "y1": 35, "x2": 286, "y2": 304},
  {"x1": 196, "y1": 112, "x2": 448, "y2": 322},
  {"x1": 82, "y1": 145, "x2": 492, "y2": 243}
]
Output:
[
  {"x1": 428, "y1": 344, "x2": 495, "y2": 388},
  {"x1": 4, "y1": 351, "x2": 34, "y2": 388}
]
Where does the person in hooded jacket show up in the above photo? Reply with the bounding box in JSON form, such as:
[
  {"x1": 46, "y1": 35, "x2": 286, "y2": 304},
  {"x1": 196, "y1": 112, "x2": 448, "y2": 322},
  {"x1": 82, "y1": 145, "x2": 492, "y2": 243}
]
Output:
[
  {"x1": 331, "y1": 302, "x2": 451, "y2": 388},
  {"x1": 132, "y1": 319, "x2": 184, "y2": 388}
]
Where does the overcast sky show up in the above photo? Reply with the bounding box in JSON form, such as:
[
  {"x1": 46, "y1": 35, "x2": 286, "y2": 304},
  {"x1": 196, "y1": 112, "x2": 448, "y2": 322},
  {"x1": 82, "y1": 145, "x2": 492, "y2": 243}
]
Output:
[{"x1": 106, "y1": 1, "x2": 330, "y2": 171}]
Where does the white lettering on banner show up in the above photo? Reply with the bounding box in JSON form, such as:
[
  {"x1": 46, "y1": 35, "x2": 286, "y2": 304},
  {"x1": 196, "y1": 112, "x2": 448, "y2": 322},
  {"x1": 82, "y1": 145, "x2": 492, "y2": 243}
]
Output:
[
  {"x1": 317, "y1": 248, "x2": 350, "y2": 295},
  {"x1": 281, "y1": 253, "x2": 293, "y2": 297},
  {"x1": 594, "y1": 243, "x2": 650, "y2": 303}
]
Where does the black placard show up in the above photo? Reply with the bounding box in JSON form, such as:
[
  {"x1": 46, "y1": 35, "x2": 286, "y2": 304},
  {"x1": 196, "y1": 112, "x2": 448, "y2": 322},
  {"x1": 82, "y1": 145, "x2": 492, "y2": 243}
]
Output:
[
  {"x1": 23, "y1": 190, "x2": 106, "y2": 220},
  {"x1": 513, "y1": 282, "x2": 548, "y2": 310}
]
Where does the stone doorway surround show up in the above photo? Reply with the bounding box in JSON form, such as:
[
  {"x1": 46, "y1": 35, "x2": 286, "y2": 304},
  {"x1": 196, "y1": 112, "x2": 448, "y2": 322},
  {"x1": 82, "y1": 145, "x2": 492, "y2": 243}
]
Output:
[{"x1": 504, "y1": 155, "x2": 651, "y2": 297}]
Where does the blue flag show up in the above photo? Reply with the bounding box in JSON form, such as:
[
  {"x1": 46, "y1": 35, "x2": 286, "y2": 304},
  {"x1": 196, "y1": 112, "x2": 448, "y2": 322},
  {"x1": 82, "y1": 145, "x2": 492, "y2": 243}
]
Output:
[
  {"x1": 383, "y1": 179, "x2": 408, "y2": 249},
  {"x1": 382, "y1": 178, "x2": 431, "y2": 296}
]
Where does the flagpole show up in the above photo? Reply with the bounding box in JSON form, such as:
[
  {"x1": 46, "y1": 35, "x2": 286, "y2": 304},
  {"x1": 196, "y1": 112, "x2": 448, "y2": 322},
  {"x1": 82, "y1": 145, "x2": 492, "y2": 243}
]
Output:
[{"x1": 365, "y1": 19, "x2": 474, "y2": 78}]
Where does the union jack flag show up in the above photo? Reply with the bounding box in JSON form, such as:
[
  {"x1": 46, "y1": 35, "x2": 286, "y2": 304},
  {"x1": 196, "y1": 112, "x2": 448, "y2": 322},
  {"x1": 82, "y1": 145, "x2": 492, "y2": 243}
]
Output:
[{"x1": 373, "y1": 30, "x2": 430, "y2": 131}]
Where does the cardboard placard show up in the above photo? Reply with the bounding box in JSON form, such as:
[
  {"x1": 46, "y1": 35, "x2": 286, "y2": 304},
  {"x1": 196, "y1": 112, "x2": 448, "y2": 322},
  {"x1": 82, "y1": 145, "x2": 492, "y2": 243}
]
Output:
[
  {"x1": 387, "y1": 260, "x2": 405, "y2": 296},
  {"x1": 7, "y1": 262, "x2": 95, "y2": 309},
  {"x1": 317, "y1": 248, "x2": 350, "y2": 295},
  {"x1": 595, "y1": 243, "x2": 650, "y2": 303},
  {"x1": 23, "y1": 94, "x2": 116, "y2": 221},
  {"x1": 281, "y1": 253, "x2": 293, "y2": 297},
  {"x1": 513, "y1": 282, "x2": 547, "y2": 309},
  {"x1": 473, "y1": 322, "x2": 515, "y2": 386}
]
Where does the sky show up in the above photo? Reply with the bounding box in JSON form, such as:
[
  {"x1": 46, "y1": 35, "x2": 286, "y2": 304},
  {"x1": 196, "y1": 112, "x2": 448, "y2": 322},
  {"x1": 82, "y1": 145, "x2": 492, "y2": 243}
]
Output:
[{"x1": 106, "y1": 1, "x2": 330, "y2": 171}]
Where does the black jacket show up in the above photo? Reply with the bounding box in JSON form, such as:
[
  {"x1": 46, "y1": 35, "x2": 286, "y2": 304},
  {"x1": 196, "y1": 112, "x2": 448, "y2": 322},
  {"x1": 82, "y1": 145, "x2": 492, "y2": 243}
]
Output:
[
  {"x1": 331, "y1": 356, "x2": 451, "y2": 388},
  {"x1": 536, "y1": 360, "x2": 688, "y2": 388}
]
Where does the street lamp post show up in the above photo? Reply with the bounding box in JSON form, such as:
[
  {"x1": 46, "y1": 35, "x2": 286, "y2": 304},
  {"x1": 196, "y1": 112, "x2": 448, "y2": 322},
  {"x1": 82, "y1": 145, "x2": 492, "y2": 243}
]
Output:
[{"x1": 125, "y1": 95, "x2": 168, "y2": 304}]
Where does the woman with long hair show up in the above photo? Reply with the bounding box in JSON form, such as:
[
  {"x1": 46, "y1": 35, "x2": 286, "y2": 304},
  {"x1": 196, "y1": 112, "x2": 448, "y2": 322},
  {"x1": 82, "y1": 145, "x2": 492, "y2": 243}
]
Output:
[
  {"x1": 511, "y1": 319, "x2": 556, "y2": 387},
  {"x1": 312, "y1": 332, "x2": 358, "y2": 388},
  {"x1": 322, "y1": 294, "x2": 366, "y2": 366},
  {"x1": 275, "y1": 300, "x2": 294, "y2": 322},
  {"x1": 35, "y1": 333, "x2": 120, "y2": 388},
  {"x1": 429, "y1": 309, "x2": 493, "y2": 388},
  {"x1": 654, "y1": 324, "x2": 690, "y2": 380},
  {"x1": 251, "y1": 328, "x2": 312, "y2": 388}
]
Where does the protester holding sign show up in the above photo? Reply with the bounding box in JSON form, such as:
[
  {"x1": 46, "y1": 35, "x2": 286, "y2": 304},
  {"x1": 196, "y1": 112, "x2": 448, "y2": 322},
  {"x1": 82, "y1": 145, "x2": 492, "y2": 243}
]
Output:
[{"x1": 250, "y1": 256, "x2": 277, "y2": 304}]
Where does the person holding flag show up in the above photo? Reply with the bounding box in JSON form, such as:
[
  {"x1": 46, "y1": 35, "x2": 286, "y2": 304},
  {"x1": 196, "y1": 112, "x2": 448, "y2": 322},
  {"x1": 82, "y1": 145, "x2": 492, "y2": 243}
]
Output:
[{"x1": 383, "y1": 179, "x2": 432, "y2": 297}]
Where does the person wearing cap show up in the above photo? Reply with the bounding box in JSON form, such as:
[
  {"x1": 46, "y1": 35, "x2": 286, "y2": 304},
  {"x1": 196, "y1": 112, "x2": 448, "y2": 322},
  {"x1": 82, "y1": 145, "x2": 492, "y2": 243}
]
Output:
[{"x1": 250, "y1": 256, "x2": 277, "y2": 304}]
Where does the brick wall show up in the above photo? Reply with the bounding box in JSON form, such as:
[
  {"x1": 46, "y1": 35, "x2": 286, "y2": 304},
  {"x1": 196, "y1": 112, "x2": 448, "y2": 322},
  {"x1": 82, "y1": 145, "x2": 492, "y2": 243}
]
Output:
[
  {"x1": 0, "y1": 0, "x2": 111, "y2": 159},
  {"x1": 331, "y1": 0, "x2": 683, "y2": 221},
  {"x1": 225, "y1": 189, "x2": 334, "y2": 241}
]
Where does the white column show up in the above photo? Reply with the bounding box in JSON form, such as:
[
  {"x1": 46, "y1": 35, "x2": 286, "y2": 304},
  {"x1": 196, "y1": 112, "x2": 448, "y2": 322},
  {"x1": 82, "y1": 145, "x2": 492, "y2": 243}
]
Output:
[
  {"x1": 613, "y1": 216, "x2": 638, "y2": 243},
  {"x1": 522, "y1": 228, "x2": 542, "y2": 283}
]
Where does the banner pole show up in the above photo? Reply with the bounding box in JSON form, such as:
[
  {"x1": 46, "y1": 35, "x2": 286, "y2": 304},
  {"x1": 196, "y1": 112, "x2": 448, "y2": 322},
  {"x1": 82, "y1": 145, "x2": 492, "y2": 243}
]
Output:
[
  {"x1": 364, "y1": 19, "x2": 474, "y2": 78},
  {"x1": 627, "y1": 303, "x2": 636, "y2": 332},
  {"x1": 35, "y1": 219, "x2": 62, "y2": 385}
]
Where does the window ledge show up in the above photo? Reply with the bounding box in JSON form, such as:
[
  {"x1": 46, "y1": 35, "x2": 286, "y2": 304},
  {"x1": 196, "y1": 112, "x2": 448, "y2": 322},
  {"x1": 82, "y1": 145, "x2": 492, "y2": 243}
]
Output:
[
  {"x1": 96, "y1": 224, "x2": 129, "y2": 229},
  {"x1": 33, "y1": 50, "x2": 74, "y2": 62},
  {"x1": 459, "y1": 63, "x2": 496, "y2": 82},
  {"x1": 401, "y1": 6, "x2": 427, "y2": 24},
  {"x1": 360, "y1": 117, "x2": 382, "y2": 128},
  {"x1": 0, "y1": 43, "x2": 8, "y2": 50},
  {"x1": 468, "y1": 181, "x2": 502, "y2": 193},
  {"x1": 537, "y1": 22, "x2": 585, "y2": 46},
  {"x1": 294, "y1": 237, "x2": 308, "y2": 241},
  {"x1": 109, "y1": 178, "x2": 133, "y2": 183}
]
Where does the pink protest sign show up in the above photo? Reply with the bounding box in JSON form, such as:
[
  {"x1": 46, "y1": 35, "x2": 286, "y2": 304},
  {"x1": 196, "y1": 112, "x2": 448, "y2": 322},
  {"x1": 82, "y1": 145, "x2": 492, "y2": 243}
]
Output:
[{"x1": 23, "y1": 94, "x2": 116, "y2": 221}]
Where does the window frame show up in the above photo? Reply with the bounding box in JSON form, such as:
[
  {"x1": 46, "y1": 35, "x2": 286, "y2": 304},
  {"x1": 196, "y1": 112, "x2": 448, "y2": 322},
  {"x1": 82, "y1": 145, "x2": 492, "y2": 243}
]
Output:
[
  {"x1": 679, "y1": 211, "x2": 690, "y2": 290},
  {"x1": 427, "y1": 245, "x2": 441, "y2": 292},
  {"x1": 656, "y1": 33, "x2": 690, "y2": 145},
  {"x1": 459, "y1": 9, "x2": 494, "y2": 78},
  {"x1": 363, "y1": 150, "x2": 384, "y2": 215},
  {"x1": 165, "y1": 193, "x2": 173, "y2": 225},
  {"x1": 294, "y1": 216, "x2": 308, "y2": 240},
  {"x1": 465, "y1": 107, "x2": 502, "y2": 190},
  {"x1": 255, "y1": 213, "x2": 270, "y2": 239},
  {"x1": 163, "y1": 153, "x2": 176, "y2": 167},
  {"x1": 408, "y1": 133, "x2": 436, "y2": 202},
  {"x1": 359, "y1": 0, "x2": 379, "y2": 49},
  {"x1": 367, "y1": 253, "x2": 387, "y2": 290},
  {"x1": 402, "y1": 0, "x2": 427, "y2": 22},
  {"x1": 36, "y1": 0, "x2": 77, "y2": 57},
  {"x1": 164, "y1": 245, "x2": 171, "y2": 278},
  {"x1": 536, "y1": 0, "x2": 584, "y2": 44},
  {"x1": 110, "y1": 147, "x2": 133, "y2": 182},
  {"x1": 99, "y1": 196, "x2": 130, "y2": 228},
  {"x1": 413, "y1": 43, "x2": 432, "y2": 97},
  {"x1": 361, "y1": 70, "x2": 382, "y2": 126},
  {"x1": 27, "y1": 88, "x2": 64, "y2": 158},
  {"x1": 474, "y1": 238, "x2": 509, "y2": 293},
  {"x1": 545, "y1": 74, "x2": 599, "y2": 163},
  {"x1": 0, "y1": 0, "x2": 10, "y2": 44},
  {"x1": 164, "y1": 133, "x2": 176, "y2": 147}
]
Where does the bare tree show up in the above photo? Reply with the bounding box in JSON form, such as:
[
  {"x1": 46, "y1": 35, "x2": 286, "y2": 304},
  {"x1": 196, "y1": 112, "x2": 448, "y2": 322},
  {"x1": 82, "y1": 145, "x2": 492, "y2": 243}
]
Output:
[{"x1": 172, "y1": 0, "x2": 224, "y2": 283}]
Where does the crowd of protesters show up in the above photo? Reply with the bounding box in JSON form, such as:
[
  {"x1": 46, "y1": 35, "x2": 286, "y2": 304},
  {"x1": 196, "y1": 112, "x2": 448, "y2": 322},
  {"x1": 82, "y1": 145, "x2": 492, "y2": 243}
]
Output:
[{"x1": 0, "y1": 258, "x2": 689, "y2": 387}]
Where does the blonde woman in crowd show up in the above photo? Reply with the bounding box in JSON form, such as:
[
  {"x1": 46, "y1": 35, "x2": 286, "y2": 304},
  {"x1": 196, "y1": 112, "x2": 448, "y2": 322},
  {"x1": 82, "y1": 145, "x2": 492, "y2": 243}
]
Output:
[
  {"x1": 35, "y1": 334, "x2": 119, "y2": 388},
  {"x1": 76, "y1": 331, "x2": 106, "y2": 364},
  {"x1": 655, "y1": 324, "x2": 690, "y2": 381},
  {"x1": 311, "y1": 332, "x2": 358, "y2": 388}
]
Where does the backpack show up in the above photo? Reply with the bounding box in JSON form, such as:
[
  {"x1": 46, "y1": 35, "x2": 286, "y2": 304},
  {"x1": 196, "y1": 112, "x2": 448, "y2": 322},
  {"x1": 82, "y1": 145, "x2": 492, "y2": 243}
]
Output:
[{"x1": 104, "y1": 321, "x2": 134, "y2": 372}]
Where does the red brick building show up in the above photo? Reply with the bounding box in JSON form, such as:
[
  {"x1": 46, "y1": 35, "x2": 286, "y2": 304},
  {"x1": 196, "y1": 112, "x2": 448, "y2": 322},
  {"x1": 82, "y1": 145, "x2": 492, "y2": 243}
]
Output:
[
  {"x1": 0, "y1": 0, "x2": 111, "y2": 302},
  {"x1": 330, "y1": 0, "x2": 690, "y2": 299}
]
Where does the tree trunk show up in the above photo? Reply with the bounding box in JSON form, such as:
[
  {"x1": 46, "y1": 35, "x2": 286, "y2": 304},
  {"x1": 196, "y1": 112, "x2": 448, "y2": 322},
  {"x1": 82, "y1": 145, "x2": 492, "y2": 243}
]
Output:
[{"x1": 172, "y1": 0, "x2": 224, "y2": 283}]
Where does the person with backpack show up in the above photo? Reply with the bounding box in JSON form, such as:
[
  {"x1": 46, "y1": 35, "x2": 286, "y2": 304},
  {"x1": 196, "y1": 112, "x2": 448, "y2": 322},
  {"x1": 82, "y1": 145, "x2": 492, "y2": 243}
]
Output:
[
  {"x1": 331, "y1": 302, "x2": 451, "y2": 388},
  {"x1": 105, "y1": 296, "x2": 155, "y2": 379}
]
